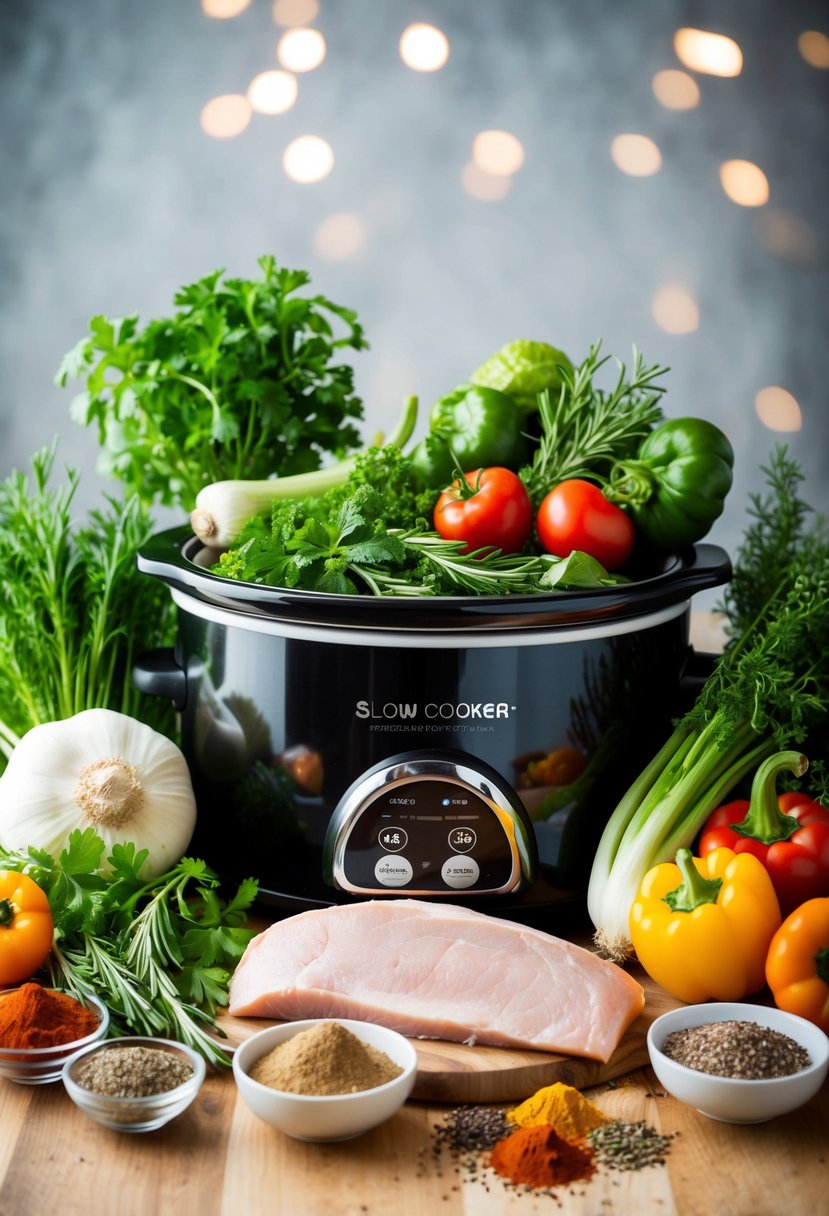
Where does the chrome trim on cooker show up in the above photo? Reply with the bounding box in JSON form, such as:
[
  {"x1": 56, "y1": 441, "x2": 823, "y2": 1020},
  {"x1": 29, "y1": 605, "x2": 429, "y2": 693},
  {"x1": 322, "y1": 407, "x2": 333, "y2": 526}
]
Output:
[
  {"x1": 324, "y1": 753, "x2": 534, "y2": 897},
  {"x1": 170, "y1": 587, "x2": 688, "y2": 648}
]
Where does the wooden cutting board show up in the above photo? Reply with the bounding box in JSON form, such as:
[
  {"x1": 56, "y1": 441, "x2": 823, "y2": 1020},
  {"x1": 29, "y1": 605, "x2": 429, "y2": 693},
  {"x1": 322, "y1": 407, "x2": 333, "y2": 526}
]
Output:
[{"x1": 215, "y1": 960, "x2": 682, "y2": 1104}]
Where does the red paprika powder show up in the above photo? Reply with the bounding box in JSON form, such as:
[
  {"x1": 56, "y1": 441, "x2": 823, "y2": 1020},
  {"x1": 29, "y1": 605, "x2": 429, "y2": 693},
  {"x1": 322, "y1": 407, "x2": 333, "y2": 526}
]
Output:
[
  {"x1": 0, "y1": 983, "x2": 100, "y2": 1049},
  {"x1": 489, "y1": 1124, "x2": 596, "y2": 1190}
]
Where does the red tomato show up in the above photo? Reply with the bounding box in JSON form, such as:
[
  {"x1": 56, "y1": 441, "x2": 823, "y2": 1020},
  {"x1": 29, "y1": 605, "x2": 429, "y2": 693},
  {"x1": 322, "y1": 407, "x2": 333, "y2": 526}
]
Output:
[
  {"x1": 535, "y1": 479, "x2": 635, "y2": 571},
  {"x1": 434, "y1": 468, "x2": 533, "y2": 554}
]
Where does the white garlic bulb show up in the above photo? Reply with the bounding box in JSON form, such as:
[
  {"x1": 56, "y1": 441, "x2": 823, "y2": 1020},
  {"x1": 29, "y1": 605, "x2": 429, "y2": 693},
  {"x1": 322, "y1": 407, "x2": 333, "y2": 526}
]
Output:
[{"x1": 0, "y1": 709, "x2": 197, "y2": 878}]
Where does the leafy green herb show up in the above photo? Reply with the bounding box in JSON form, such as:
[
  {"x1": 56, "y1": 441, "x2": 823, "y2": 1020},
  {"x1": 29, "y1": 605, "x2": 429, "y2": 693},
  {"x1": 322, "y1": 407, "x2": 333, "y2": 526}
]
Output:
[
  {"x1": 0, "y1": 828, "x2": 257, "y2": 1066},
  {"x1": 0, "y1": 445, "x2": 174, "y2": 771},
  {"x1": 216, "y1": 445, "x2": 628, "y2": 596},
  {"x1": 587, "y1": 446, "x2": 829, "y2": 960},
  {"x1": 55, "y1": 255, "x2": 368, "y2": 510},
  {"x1": 469, "y1": 339, "x2": 573, "y2": 414},
  {"x1": 521, "y1": 344, "x2": 667, "y2": 506}
]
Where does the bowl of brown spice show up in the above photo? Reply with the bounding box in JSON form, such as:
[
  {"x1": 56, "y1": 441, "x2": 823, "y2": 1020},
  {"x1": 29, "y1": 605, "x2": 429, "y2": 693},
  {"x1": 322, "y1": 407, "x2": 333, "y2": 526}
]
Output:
[
  {"x1": 233, "y1": 1018, "x2": 418, "y2": 1141},
  {"x1": 61, "y1": 1036, "x2": 206, "y2": 1132},
  {"x1": 647, "y1": 1002, "x2": 829, "y2": 1124}
]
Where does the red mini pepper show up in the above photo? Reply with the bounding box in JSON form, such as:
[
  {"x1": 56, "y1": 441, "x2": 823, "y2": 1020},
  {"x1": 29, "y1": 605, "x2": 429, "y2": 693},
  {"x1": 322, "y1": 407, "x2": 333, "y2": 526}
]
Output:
[{"x1": 698, "y1": 750, "x2": 829, "y2": 916}]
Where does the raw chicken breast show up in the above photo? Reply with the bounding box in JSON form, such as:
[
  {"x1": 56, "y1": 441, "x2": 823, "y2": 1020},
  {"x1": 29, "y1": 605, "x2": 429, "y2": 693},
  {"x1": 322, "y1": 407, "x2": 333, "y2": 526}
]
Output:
[{"x1": 229, "y1": 899, "x2": 643, "y2": 1062}]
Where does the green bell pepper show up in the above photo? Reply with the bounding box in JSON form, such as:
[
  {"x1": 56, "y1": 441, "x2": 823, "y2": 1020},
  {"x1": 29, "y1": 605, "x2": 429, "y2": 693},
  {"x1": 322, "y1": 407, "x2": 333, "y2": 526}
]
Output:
[
  {"x1": 605, "y1": 417, "x2": 734, "y2": 550},
  {"x1": 410, "y1": 383, "x2": 529, "y2": 488}
]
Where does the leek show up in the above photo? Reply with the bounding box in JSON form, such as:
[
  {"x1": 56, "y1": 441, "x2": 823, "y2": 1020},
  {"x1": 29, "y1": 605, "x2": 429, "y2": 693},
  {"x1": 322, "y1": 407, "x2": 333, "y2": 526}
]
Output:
[
  {"x1": 587, "y1": 447, "x2": 829, "y2": 962},
  {"x1": 191, "y1": 395, "x2": 418, "y2": 548}
]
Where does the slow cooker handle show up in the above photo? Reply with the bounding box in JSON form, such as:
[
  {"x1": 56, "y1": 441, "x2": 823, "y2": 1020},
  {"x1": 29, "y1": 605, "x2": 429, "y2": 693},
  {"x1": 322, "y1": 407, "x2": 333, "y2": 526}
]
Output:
[{"x1": 133, "y1": 648, "x2": 188, "y2": 711}]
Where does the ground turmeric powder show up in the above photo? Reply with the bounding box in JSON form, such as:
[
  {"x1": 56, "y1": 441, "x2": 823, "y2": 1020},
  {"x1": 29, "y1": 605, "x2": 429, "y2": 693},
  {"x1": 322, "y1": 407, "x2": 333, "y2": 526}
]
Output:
[{"x1": 507, "y1": 1081, "x2": 610, "y2": 1140}]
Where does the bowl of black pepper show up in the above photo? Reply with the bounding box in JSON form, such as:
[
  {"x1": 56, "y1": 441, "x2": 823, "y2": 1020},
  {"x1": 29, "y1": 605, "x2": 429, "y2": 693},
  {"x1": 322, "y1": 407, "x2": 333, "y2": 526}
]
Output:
[
  {"x1": 61, "y1": 1036, "x2": 206, "y2": 1132},
  {"x1": 647, "y1": 1002, "x2": 829, "y2": 1124}
]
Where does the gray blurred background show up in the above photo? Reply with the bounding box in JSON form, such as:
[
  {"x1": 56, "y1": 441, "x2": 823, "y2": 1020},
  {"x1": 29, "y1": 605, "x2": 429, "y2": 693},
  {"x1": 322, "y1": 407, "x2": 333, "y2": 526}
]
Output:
[{"x1": 1, "y1": 0, "x2": 827, "y2": 591}]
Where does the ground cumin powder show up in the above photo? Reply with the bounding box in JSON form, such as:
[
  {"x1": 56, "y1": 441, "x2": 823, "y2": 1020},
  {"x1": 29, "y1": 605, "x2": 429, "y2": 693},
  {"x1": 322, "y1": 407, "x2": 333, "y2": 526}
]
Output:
[
  {"x1": 250, "y1": 1022, "x2": 403, "y2": 1095},
  {"x1": 507, "y1": 1081, "x2": 611, "y2": 1140}
]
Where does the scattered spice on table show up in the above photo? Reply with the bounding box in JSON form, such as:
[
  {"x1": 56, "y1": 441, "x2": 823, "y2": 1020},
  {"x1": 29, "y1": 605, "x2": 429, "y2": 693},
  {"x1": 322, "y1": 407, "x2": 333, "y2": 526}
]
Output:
[
  {"x1": 430, "y1": 1080, "x2": 677, "y2": 1195},
  {"x1": 250, "y1": 1021, "x2": 402, "y2": 1095},
  {"x1": 489, "y1": 1124, "x2": 596, "y2": 1190},
  {"x1": 587, "y1": 1120, "x2": 676, "y2": 1171},
  {"x1": 0, "y1": 983, "x2": 100, "y2": 1049},
  {"x1": 74, "y1": 1045, "x2": 194, "y2": 1097},
  {"x1": 661, "y1": 1020, "x2": 811, "y2": 1079},
  {"x1": 508, "y1": 1081, "x2": 611, "y2": 1138}
]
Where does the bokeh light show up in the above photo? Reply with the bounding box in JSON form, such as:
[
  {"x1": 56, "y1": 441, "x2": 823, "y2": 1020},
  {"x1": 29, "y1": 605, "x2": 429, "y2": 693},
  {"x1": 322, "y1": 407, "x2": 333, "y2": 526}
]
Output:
[
  {"x1": 461, "y1": 162, "x2": 513, "y2": 201},
  {"x1": 652, "y1": 69, "x2": 701, "y2": 110},
  {"x1": 651, "y1": 285, "x2": 700, "y2": 334},
  {"x1": 272, "y1": 0, "x2": 319, "y2": 27},
  {"x1": 200, "y1": 94, "x2": 252, "y2": 139},
  {"x1": 471, "y1": 130, "x2": 525, "y2": 176},
  {"x1": 312, "y1": 213, "x2": 367, "y2": 260},
  {"x1": 755, "y1": 387, "x2": 802, "y2": 432},
  {"x1": 610, "y1": 133, "x2": 662, "y2": 176},
  {"x1": 753, "y1": 209, "x2": 818, "y2": 264},
  {"x1": 277, "y1": 27, "x2": 326, "y2": 72},
  {"x1": 674, "y1": 28, "x2": 743, "y2": 76},
  {"x1": 720, "y1": 159, "x2": 769, "y2": 207},
  {"x1": 399, "y1": 23, "x2": 450, "y2": 72},
  {"x1": 283, "y1": 135, "x2": 334, "y2": 182},
  {"x1": 247, "y1": 70, "x2": 298, "y2": 114},
  {"x1": 202, "y1": 0, "x2": 252, "y2": 18},
  {"x1": 798, "y1": 30, "x2": 829, "y2": 68}
]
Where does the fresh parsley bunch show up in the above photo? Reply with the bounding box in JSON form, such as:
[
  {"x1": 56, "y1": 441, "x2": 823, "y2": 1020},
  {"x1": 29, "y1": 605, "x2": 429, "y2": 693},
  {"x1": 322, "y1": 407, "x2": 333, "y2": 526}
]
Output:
[
  {"x1": 55, "y1": 255, "x2": 368, "y2": 510},
  {"x1": 0, "y1": 828, "x2": 258, "y2": 1067}
]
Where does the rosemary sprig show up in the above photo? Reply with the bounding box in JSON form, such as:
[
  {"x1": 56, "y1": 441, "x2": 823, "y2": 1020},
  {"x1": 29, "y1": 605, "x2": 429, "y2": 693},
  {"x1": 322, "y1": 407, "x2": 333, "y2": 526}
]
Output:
[
  {"x1": 392, "y1": 531, "x2": 547, "y2": 595},
  {"x1": 521, "y1": 343, "x2": 667, "y2": 506}
]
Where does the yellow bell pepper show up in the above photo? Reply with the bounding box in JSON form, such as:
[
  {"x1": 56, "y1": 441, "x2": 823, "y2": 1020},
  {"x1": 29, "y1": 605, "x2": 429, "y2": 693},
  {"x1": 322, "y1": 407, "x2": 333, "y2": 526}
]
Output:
[{"x1": 629, "y1": 846, "x2": 781, "y2": 1003}]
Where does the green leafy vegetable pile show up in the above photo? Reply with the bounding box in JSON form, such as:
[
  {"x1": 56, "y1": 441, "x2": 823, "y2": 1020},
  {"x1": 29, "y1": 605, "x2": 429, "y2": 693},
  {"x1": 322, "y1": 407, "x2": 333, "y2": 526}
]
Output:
[
  {"x1": 215, "y1": 446, "x2": 625, "y2": 596},
  {"x1": 0, "y1": 446, "x2": 174, "y2": 771},
  {"x1": 56, "y1": 255, "x2": 368, "y2": 510},
  {"x1": 0, "y1": 829, "x2": 257, "y2": 1067}
]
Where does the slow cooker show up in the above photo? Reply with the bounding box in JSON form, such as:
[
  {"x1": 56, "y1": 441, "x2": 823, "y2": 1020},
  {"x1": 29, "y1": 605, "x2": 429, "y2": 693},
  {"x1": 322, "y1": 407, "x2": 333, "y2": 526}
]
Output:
[{"x1": 135, "y1": 527, "x2": 730, "y2": 919}]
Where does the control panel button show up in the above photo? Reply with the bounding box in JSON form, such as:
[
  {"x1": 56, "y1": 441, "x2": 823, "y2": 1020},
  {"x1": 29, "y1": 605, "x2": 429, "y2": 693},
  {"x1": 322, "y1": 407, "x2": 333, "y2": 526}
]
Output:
[
  {"x1": 441, "y1": 856, "x2": 480, "y2": 889},
  {"x1": 374, "y1": 856, "x2": 414, "y2": 887},
  {"x1": 377, "y1": 826, "x2": 408, "y2": 852},
  {"x1": 447, "y1": 826, "x2": 477, "y2": 853}
]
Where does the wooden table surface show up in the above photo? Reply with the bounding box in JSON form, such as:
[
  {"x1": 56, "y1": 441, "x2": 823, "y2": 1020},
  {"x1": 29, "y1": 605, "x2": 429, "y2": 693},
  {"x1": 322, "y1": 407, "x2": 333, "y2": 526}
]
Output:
[{"x1": 1, "y1": 1024, "x2": 826, "y2": 1216}]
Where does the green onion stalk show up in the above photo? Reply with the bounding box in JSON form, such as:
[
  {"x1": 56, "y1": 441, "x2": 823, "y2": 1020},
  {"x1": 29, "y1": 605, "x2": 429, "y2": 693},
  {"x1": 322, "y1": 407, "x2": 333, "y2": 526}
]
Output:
[{"x1": 587, "y1": 449, "x2": 829, "y2": 962}]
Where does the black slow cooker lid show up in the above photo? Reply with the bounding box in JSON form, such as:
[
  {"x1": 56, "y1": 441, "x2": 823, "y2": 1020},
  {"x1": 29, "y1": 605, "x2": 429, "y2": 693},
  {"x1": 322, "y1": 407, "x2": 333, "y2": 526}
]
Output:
[{"x1": 136, "y1": 525, "x2": 731, "y2": 633}]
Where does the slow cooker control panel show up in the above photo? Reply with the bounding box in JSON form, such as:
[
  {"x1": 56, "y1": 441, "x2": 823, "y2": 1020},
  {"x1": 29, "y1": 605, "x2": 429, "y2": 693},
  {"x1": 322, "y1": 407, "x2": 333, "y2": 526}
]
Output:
[{"x1": 323, "y1": 750, "x2": 538, "y2": 897}]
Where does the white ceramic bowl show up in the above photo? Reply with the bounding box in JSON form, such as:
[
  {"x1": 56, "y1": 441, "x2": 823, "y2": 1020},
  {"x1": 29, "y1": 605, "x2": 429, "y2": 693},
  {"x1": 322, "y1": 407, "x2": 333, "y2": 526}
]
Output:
[
  {"x1": 233, "y1": 1018, "x2": 418, "y2": 1142},
  {"x1": 0, "y1": 990, "x2": 110, "y2": 1085},
  {"x1": 647, "y1": 1002, "x2": 829, "y2": 1124},
  {"x1": 62, "y1": 1036, "x2": 206, "y2": 1132}
]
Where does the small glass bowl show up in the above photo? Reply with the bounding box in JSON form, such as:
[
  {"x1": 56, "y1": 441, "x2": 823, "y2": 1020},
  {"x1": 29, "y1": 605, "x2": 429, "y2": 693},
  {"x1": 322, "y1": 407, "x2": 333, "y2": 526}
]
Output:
[
  {"x1": 0, "y1": 990, "x2": 110, "y2": 1085},
  {"x1": 62, "y1": 1036, "x2": 206, "y2": 1133}
]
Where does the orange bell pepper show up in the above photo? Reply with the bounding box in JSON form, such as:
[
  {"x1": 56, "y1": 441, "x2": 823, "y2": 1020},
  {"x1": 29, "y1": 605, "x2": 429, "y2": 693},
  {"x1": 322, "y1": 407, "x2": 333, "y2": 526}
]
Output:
[
  {"x1": 765, "y1": 897, "x2": 829, "y2": 1034},
  {"x1": 0, "y1": 871, "x2": 54, "y2": 986},
  {"x1": 629, "y1": 846, "x2": 781, "y2": 1003}
]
